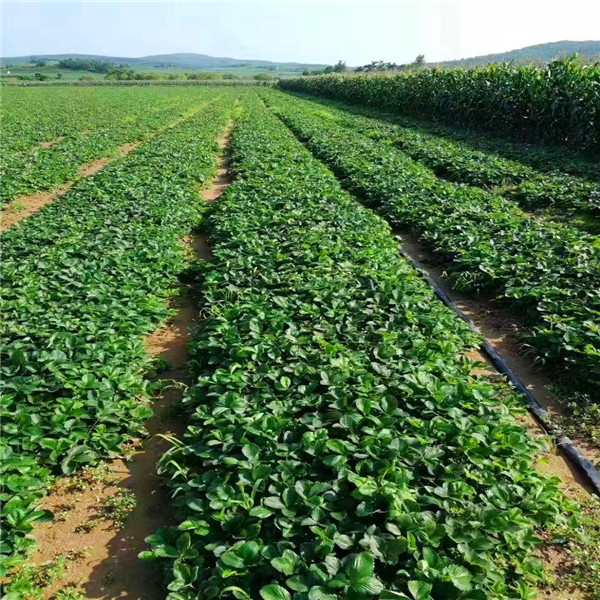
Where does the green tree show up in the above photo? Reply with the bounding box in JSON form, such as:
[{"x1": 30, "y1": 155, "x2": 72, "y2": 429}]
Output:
[
  {"x1": 105, "y1": 67, "x2": 136, "y2": 80},
  {"x1": 412, "y1": 54, "x2": 426, "y2": 68},
  {"x1": 333, "y1": 60, "x2": 347, "y2": 73}
]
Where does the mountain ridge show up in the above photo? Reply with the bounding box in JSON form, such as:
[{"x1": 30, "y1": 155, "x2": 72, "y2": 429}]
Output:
[
  {"x1": 0, "y1": 52, "x2": 327, "y2": 70},
  {"x1": 3, "y1": 41, "x2": 599, "y2": 74},
  {"x1": 432, "y1": 40, "x2": 600, "y2": 67}
]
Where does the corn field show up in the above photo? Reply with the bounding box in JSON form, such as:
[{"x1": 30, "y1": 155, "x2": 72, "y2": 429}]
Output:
[{"x1": 279, "y1": 57, "x2": 600, "y2": 151}]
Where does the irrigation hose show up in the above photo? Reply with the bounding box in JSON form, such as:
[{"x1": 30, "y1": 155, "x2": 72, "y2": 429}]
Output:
[{"x1": 396, "y1": 246, "x2": 600, "y2": 497}]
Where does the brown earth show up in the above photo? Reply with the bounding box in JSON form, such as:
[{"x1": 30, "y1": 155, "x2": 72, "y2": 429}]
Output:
[
  {"x1": 29, "y1": 239, "x2": 216, "y2": 598},
  {"x1": 202, "y1": 122, "x2": 233, "y2": 202},
  {"x1": 31, "y1": 279, "x2": 199, "y2": 599},
  {"x1": 38, "y1": 136, "x2": 66, "y2": 149},
  {"x1": 79, "y1": 142, "x2": 141, "y2": 178},
  {"x1": 17, "y1": 124, "x2": 233, "y2": 600}
]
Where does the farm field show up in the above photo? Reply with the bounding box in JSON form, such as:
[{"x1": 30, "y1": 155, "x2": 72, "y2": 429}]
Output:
[
  {"x1": 140, "y1": 92, "x2": 589, "y2": 600},
  {"x1": 262, "y1": 90, "x2": 600, "y2": 412},
  {"x1": 276, "y1": 93, "x2": 600, "y2": 234},
  {"x1": 1, "y1": 83, "x2": 599, "y2": 600},
  {"x1": 0, "y1": 87, "x2": 237, "y2": 581},
  {"x1": 0, "y1": 86, "x2": 227, "y2": 205}
]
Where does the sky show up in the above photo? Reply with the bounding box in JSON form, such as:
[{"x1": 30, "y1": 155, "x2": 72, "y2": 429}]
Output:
[{"x1": 1, "y1": 0, "x2": 599, "y2": 65}]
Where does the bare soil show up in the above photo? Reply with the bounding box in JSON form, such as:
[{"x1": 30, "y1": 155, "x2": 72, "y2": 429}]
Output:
[
  {"x1": 79, "y1": 142, "x2": 141, "y2": 178},
  {"x1": 23, "y1": 125, "x2": 232, "y2": 600},
  {"x1": 38, "y1": 136, "x2": 66, "y2": 149},
  {"x1": 202, "y1": 123, "x2": 234, "y2": 202}
]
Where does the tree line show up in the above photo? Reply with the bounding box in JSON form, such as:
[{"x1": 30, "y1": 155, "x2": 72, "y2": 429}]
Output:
[{"x1": 301, "y1": 55, "x2": 426, "y2": 76}]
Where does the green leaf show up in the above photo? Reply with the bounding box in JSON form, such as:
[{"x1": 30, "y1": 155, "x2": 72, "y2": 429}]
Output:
[
  {"x1": 333, "y1": 533, "x2": 353, "y2": 549},
  {"x1": 237, "y1": 541, "x2": 260, "y2": 562},
  {"x1": 308, "y1": 587, "x2": 338, "y2": 600},
  {"x1": 30, "y1": 510, "x2": 54, "y2": 524},
  {"x1": 407, "y1": 581, "x2": 433, "y2": 600},
  {"x1": 344, "y1": 553, "x2": 374, "y2": 580},
  {"x1": 178, "y1": 519, "x2": 210, "y2": 534},
  {"x1": 445, "y1": 565, "x2": 472, "y2": 591},
  {"x1": 222, "y1": 586, "x2": 251, "y2": 599},
  {"x1": 380, "y1": 592, "x2": 410, "y2": 600},
  {"x1": 250, "y1": 506, "x2": 275, "y2": 519},
  {"x1": 242, "y1": 443, "x2": 261, "y2": 461},
  {"x1": 152, "y1": 545, "x2": 179, "y2": 558},
  {"x1": 260, "y1": 584, "x2": 292, "y2": 600},
  {"x1": 60, "y1": 445, "x2": 97, "y2": 474},
  {"x1": 286, "y1": 576, "x2": 309, "y2": 592},
  {"x1": 264, "y1": 496, "x2": 285, "y2": 509},
  {"x1": 353, "y1": 577, "x2": 384, "y2": 595},
  {"x1": 271, "y1": 550, "x2": 299, "y2": 575}
]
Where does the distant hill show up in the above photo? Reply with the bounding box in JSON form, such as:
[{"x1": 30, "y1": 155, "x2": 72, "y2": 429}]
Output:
[
  {"x1": 0, "y1": 52, "x2": 327, "y2": 72},
  {"x1": 433, "y1": 40, "x2": 600, "y2": 68}
]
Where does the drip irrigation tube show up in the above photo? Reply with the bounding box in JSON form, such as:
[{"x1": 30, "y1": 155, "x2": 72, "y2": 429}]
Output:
[{"x1": 397, "y1": 245, "x2": 600, "y2": 497}]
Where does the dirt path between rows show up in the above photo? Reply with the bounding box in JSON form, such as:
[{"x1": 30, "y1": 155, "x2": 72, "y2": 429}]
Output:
[
  {"x1": 17, "y1": 125, "x2": 234, "y2": 600},
  {"x1": 398, "y1": 233, "x2": 599, "y2": 499},
  {"x1": 0, "y1": 142, "x2": 141, "y2": 233},
  {"x1": 398, "y1": 234, "x2": 599, "y2": 600},
  {"x1": 1, "y1": 103, "x2": 215, "y2": 234},
  {"x1": 29, "y1": 243, "x2": 208, "y2": 599}
]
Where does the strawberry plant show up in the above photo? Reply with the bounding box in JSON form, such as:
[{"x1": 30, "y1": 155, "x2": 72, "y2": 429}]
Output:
[
  {"x1": 0, "y1": 86, "x2": 225, "y2": 206},
  {"x1": 263, "y1": 91, "x2": 600, "y2": 398},
  {"x1": 291, "y1": 92, "x2": 600, "y2": 183},
  {"x1": 290, "y1": 97, "x2": 600, "y2": 232}
]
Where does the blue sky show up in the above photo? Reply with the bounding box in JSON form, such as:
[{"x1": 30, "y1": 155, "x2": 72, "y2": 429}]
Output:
[{"x1": 2, "y1": 1, "x2": 599, "y2": 65}]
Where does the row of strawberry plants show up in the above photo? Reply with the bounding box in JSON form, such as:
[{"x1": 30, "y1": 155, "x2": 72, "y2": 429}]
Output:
[
  {"x1": 0, "y1": 87, "x2": 224, "y2": 205},
  {"x1": 0, "y1": 93, "x2": 235, "y2": 577},
  {"x1": 263, "y1": 91, "x2": 600, "y2": 396},
  {"x1": 279, "y1": 58, "x2": 600, "y2": 151},
  {"x1": 142, "y1": 93, "x2": 571, "y2": 600},
  {"x1": 285, "y1": 94, "x2": 600, "y2": 231}
]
